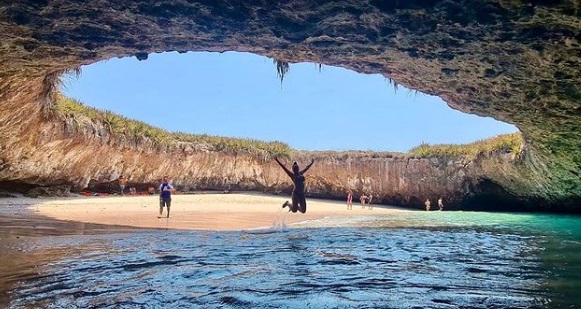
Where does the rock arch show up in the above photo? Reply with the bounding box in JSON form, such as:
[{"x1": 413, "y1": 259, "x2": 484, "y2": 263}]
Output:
[{"x1": 1, "y1": 1, "x2": 580, "y2": 209}]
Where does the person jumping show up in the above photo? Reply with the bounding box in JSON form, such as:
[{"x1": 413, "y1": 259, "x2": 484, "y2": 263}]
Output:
[{"x1": 275, "y1": 157, "x2": 314, "y2": 214}]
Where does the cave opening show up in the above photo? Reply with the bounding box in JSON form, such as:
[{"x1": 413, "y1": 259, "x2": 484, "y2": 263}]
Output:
[{"x1": 60, "y1": 51, "x2": 519, "y2": 153}]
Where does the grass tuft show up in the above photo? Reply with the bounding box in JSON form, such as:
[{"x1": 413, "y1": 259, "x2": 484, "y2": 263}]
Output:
[
  {"x1": 386, "y1": 77, "x2": 399, "y2": 93},
  {"x1": 51, "y1": 93, "x2": 292, "y2": 157},
  {"x1": 408, "y1": 133, "x2": 523, "y2": 160},
  {"x1": 273, "y1": 59, "x2": 290, "y2": 84}
]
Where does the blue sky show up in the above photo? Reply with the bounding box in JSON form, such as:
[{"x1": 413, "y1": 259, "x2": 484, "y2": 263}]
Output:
[{"x1": 62, "y1": 52, "x2": 518, "y2": 152}]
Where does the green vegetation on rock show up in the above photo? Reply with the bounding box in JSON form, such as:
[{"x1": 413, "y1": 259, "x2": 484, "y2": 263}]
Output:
[
  {"x1": 52, "y1": 94, "x2": 292, "y2": 157},
  {"x1": 409, "y1": 133, "x2": 523, "y2": 160},
  {"x1": 53, "y1": 94, "x2": 523, "y2": 161}
]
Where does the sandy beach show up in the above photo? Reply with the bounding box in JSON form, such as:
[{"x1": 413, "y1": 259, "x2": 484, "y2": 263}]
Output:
[{"x1": 0, "y1": 192, "x2": 410, "y2": 231}]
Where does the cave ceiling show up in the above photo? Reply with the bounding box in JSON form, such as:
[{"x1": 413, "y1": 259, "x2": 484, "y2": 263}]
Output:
[{"x1": 1, "y1": 0, "x2": 580, "y2": 198}]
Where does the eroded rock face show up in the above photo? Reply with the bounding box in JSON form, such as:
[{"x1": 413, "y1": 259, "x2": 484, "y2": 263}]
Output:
[
  {"x1": 0, "y1": 110, "x2": 535, "y2": 211},
  {"x1": 1, "y1": 1, "x2": 580, "y2": 210}
]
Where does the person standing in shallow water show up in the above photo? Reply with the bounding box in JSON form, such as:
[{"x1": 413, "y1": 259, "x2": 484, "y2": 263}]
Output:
[
  {"x1": 159, "y1": 176, "x2": 174, "y2": 218},
  {"x1": 275, "y1": 157, "x2": 315, "y2": 214}
]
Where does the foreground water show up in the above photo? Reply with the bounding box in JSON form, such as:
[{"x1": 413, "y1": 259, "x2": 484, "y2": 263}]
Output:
[{"x1": 1, "y1": 210, "x2": 580, "y2": 308}]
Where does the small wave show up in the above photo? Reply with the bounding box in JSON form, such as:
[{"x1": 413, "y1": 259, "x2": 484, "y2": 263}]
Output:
[{"x1": 3, "y1": 214, "x2": 580, "y2": 308}]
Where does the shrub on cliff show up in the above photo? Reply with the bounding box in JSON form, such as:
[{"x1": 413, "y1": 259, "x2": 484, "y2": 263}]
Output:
[
  {"x1": 408, "y1": 133, "x2": 523, "y2": 160},
  {"x1": 52, "y1": 93, "x2": 291, "y2": 157}
]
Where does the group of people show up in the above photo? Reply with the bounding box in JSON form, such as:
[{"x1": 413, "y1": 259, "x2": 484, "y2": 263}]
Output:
[
  {"x1": 117, "y1": 156, "x2": 314, "y2": 219},
  {"x1": 117, "y1": 175, "x2": 175, "y2": 218},
  {"x1": 117, "y1": 176, "x2": 156, "y2": 196},
  {"x1": 116, "y1": 158, "x2": 447, "y2": 220},
  {"x1": 115, "y1": 157, "x2": 313, "y2": 220},
  {"x1": 425, "y1": 197, "x2": 444, "y2": 211},
  {"x1": 346, "y1": 192, "x2": 373, "y2": 210}
]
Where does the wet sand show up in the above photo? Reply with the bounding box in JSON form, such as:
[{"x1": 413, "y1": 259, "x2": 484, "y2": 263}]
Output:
[{"x1": 0, "y1": 192, "x2": 410, "y2": 232}]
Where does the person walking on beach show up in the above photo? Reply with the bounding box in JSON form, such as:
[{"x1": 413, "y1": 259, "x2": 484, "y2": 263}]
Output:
[
  {"x1": 368, "y1": 194, "x2": 373, "y2": 210},
  {"x1": 347, "y1": 192, "x2": 353, "y2": 210},
  {"x1": 425, "y1": 198, "x2": 431, "y2": 211},
  {"x1": 118, "y1": 175, "x2": 127, "y2": 195},
  {"x1": 275, "y1": 157, "x2": 314, "y2": 214},
  {"x1": 159, "y1": 176, "x2": 174, "y2": 218},
  {"x1": 438, "y1": 197, "x2": 444, "y2": 211}
]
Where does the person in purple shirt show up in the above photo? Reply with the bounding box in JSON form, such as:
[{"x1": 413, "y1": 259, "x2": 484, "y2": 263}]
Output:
[{"x1": 158, "y1": 176, "x2": 174, "y2": 218}]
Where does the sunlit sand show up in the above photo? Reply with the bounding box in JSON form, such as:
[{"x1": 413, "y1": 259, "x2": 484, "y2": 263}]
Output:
[{"x1": 0, "y1": 193, "x2": 410, "y2": 231}]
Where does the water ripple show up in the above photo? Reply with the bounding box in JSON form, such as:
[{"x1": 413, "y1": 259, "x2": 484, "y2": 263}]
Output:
[{"x1": 0, "y1": 214, "x2": 580, "y2": 308}]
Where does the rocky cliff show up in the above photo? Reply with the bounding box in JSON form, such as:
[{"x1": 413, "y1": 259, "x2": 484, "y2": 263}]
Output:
[
  {"x1": 1, "y1": 1, "x2": 580, "y2": 211},
  {"x1": 0, "y1": 94, "x2": 545, "y2": 211}
]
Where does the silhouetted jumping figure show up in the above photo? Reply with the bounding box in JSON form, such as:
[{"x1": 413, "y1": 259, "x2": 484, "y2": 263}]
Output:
[{"x1": 275, "y1": 157, "x2": 315, "y2": 213}]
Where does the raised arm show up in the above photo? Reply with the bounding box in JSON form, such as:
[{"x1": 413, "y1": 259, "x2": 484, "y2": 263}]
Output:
[
  {"x1": 300, "y1": 159, "x2": 315, "y2": 175},
  {"x1": 275, "y1": 157, "x2": 293, "y2": 178}
]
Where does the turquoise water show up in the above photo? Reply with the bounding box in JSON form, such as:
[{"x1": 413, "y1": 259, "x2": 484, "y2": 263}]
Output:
[{"x1": 1, "y1": 210, "x2": 580, "y2": 308}]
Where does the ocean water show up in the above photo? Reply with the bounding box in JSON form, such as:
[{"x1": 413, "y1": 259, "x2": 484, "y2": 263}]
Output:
[{"x1": 1, "y1": 210, "x2": 580, "y2": 308}]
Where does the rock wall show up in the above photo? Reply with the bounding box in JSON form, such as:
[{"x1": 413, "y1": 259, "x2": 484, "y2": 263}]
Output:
[
  {"x1": 1, "y1": 92, "x2": 555, "y2": 211},
  {"x1": 1, "y1": 1, "x2": 580, "y2": 211}
]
